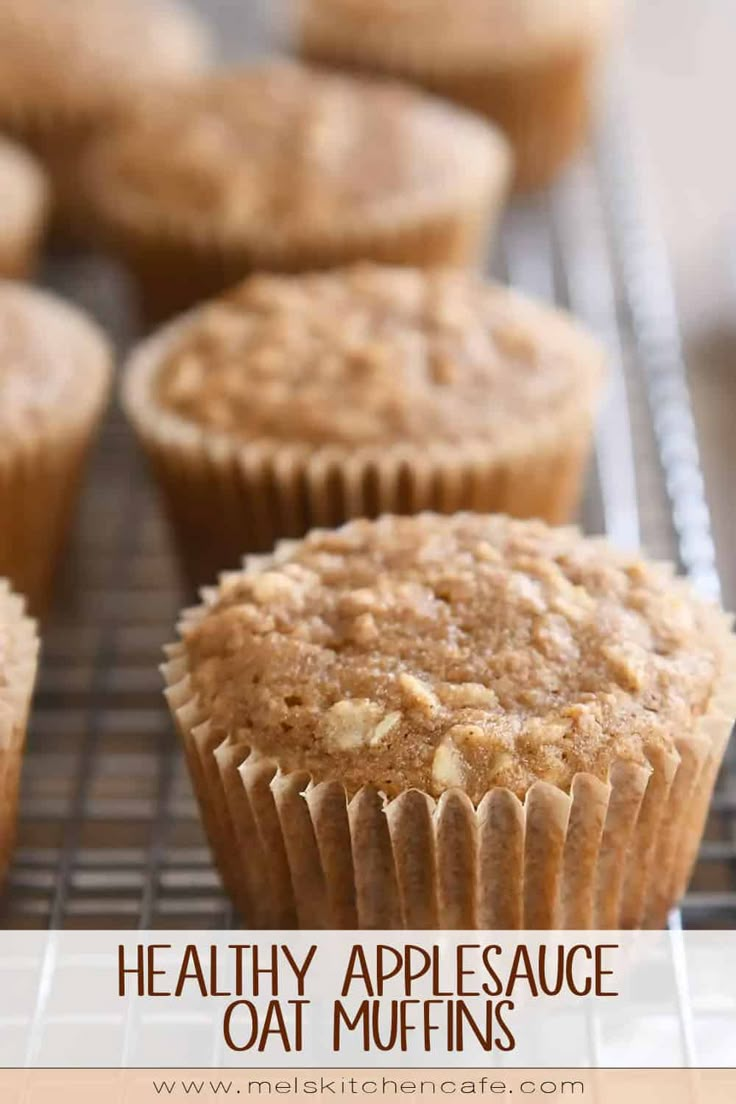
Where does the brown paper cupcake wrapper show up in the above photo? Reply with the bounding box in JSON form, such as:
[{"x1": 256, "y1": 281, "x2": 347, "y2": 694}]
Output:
[
  {"x1": 162, "y1": 553, "x2": 735, "y2": 930},
  {"x1": 123, "y1": 313, "x2": 600, "y2": 588},
  {"x1": 0, "y1": 304, "x2": 112, "y2": 614},
  {"x1": 86, "y1": 129, "x2": 512, "y2": 325},
  {"x1": 298, "y1": 10, "x2": 610, "y2": 191},
  {"x1": 0, "y1": 581, "x2": 39, "y2": 888}
]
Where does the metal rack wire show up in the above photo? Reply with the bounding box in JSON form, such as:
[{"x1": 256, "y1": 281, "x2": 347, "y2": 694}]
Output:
[{"x1": 0, "y1": 112, "x2": 734, "y2": 932}]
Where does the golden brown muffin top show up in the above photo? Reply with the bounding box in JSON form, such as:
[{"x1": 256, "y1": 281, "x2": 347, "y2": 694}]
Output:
[
  {"x1": 85, "y1": 63, "x2": 509, "y2": 241},
  {"x1": 152, "y1": 265, "x2": 602, "y2": 448},
  {"x1": 300, "y1": 0, "x2": 615, "y2": 66},
  {"x1": 0, "y1": 283, "x2": 110, "y2": 438},
  {"x1": 0, "y1": 0, "x2": 211, "y2": 119},
  {"x1": 0, "y1": 138, "x2": 48, "y2": 236},
  {"x1": 181, "y1": 513, "x2": 733, "y2": 802}
]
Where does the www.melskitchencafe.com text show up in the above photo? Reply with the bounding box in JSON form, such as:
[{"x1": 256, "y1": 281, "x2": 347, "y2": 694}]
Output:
[{"x1": 118, "y1": 942, "x2": 619, "y2": 1055}]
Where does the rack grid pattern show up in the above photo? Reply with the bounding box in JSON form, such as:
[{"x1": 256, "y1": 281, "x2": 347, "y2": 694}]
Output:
[{"x1": 1, "y1": 109, "x2": 734, "y2": 933}]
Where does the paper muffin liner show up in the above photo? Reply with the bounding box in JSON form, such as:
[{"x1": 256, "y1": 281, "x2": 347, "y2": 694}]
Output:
[
  {"x1": 85, "y1": 127, "x2": 512, "y2": 325},
  {"x1": 162, "y1": 583, "x2": 736, "y2": 930},
  {"x1": 0, "y1": 298, "x2": 112, "y2": 615},
  {"x1": 123, "y1": 310, "x2": 600, "y2": 589},
  {"x1": 298, "y1": 11, "x2": 608, "y2": 191},
  {"x1": 0, "y1": 581, "x2": 39, "y2": 888}
]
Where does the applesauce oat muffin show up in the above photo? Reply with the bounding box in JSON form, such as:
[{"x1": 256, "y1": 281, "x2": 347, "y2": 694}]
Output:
[
  {"x1": 164, "y1": 513, "x2": 735, "y2": 930},
  {"x1": 84, "y1": 63, "x2": 511, "y2": 323},
  {"x1": 0, "y1": 138, "x2": 49, "y2": 279},
  {"x1": 0, "y1": 282, "x2": 112, "y2": 613},
  {"x1": 0, "y1": 579, "x2": 38, "y2": 888},
  {"x1": 123, "y1": 264, "x2": 603, "y2": 586},
  {"x1": 0, "y1": 0, "x2": 212, "y2": 234},
  {"x1": 297, "y1": 0, "x2": 616, "y2": 190}
]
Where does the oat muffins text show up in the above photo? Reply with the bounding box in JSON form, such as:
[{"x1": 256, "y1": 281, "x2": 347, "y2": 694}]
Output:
[
  {"x1": 84, "y1": 63, "x2": 511, "y2": 322},
  {"x1": 0, "y1": 138, "x2": 49, "y2": 279},
  {"x1": 123, "y1": 265, "x2": 604, "y2": 585},
  {"x1": 298, "y1": 0, "x2": 616, "y2": 190},
  {"x1": 164, "y1": 513, "x2": 735, "y2": 930},
  {"x1": 0, "y1": 283, "x2": 112, "y2": 613},
  {"x1": 0, "y1": 581, "x2": 38, "y2": 888},
  {"x1": 0, "y1": 0, "x2": 212, "y2": 233}
]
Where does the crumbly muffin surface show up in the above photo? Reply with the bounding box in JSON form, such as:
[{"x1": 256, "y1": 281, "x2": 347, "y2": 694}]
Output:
[
  {"x1": 0, "y1": 0, "x2": 209, "y2": 113},
  {"x1": 87, "y1": 64, "x2": 505, "y2": 237},
  {"x1": 0, "y1": 284, "x2": 106, "y2": 435},
  {"x1": 156, "y1": 266, "x2": 601, "y2": 447},
  {"x1": 182, "y1": 513, "x2": 731, "y2": 801}
]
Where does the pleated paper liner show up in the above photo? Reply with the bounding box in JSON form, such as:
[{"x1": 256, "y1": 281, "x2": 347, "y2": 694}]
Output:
[
  {"x1": 162, "y1": 555, "x2": 736, "y2": 931},
  {"x1": 123, "y1": 314, "x2": 600, "y2": 589},
  {"x1": 0, "y1": 581, "x2": 39, "y2": 888},
  {"x1": 84, "y1": 122, "x2": 512, "y2": 326},
  {"x1": 0, "y1": 290, "x2": 112, "y2": 615},
  {"x1": 297, "y1": 4, "x2": 613, "y2": 191},
  {"x1": 0, "y1": 140, "x2": 50, "y2": 279}
]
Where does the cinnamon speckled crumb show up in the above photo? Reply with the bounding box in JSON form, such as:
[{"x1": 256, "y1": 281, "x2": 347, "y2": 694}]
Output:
[
  {"x1": 182, "y1": 513, "x2": 732, "y2": 801},
  {"x1": 156, "y1": 265, "x2": 602, "y2": 448}
]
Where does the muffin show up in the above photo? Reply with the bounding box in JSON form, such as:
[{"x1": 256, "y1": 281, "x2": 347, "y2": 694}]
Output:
[
  {"x1": 0, "y1": 0, "x2": 212, "y2": 234},
  {"x1": 83, "y1": 63, "x2": 512, "y2": 323},
  {"x1": 0, "y1": 138, "x2": 49, "y2": 279},
  {"x1": 163, "y1": 513, "x2": 736, "y2": 930},
  {"x1": 123, "y1": 264, "x2": 604, "y2": 587},
  {"x1": 297, "y1": 0, "x2": 616, "y2": 191},
  {"x1": 0, "y1": 580, "x2": 38, "y2": 889},
  {"x1": 0, "y1": 282, "x2": 112, "y2": 613}
]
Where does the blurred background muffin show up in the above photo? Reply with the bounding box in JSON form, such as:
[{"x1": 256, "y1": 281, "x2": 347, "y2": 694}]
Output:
[
  {"x1": 123, "y1": 264, "x2": 604, "y2": 587},
  {"x1": 0, "y1": 0, "x2": 213, "y2": 236},
  {"x1": 83, "y1": 62, "x2": 511, "y2": 325},
  {"x1": 297, "y1": 0, "x2": 616, "y2": 190},
  {"x1": 0, "y1": 283, "x2": 111, "y2": 614},
  {"x1": 0, "y1": 137, "x2": 48, "y2": 279}
]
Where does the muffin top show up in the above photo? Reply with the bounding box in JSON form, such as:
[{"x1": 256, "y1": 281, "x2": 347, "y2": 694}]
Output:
[
  {"x1": 300, "y1": 0, "x2": 615, "y2": 66},
  {"x1": 145, "y1": 265, "x2": 602, "y2": 449},
  {"x1": 0, "y1": 138, "x2": 48, "y2": 236},
  {"x1": 85, "y1": 64, "x2": 509, "y2": 242},
  {"x1": 180, "y1": 513, "x2": 733, "y2": 802},
  {"x1": 0, "y1": 0, "x2": 211, "y2": 119},
  {"x1": 0, "y1": 283, "x2": 111, "y2": 439}
]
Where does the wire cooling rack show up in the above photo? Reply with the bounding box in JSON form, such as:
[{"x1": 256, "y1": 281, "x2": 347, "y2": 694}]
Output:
[{"x1": 0, "y1": 107, "x2": 734, "y2": 932}]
